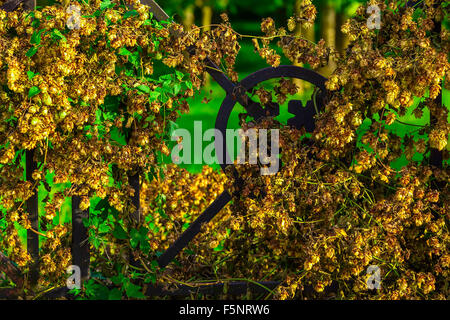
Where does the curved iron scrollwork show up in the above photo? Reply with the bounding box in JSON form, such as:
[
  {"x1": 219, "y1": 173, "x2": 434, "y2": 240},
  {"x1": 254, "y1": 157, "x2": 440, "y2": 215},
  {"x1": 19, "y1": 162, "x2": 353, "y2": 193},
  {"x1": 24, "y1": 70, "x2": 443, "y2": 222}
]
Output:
[{"x1": 158, "y1": 65, "x2": 329, "y2": 269}]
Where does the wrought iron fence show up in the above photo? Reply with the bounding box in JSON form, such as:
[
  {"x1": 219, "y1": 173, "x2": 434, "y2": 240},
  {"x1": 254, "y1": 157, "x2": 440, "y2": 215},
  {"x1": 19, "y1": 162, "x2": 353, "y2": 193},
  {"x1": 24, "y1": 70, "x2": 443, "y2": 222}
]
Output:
[{"x1": 0, "y1": 0, "x2": 444, "y2": 299}]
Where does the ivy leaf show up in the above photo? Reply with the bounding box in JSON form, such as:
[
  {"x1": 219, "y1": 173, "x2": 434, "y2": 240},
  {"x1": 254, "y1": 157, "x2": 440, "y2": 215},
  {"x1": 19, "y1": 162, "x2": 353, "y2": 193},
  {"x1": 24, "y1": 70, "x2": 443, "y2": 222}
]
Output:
[
  {"x1": 108, "y1": 288, "x2": 122, "y2": 300},
  {"x1": 102, "y1": 95, "x2": 120, "y2": 113},
  {"x1": 51, "y1": 29, "x2": 66, "y2": 42},
  {"x1": 100, "y1": 0, "x2": 115, "y2": 10},
  {"x1": 123, "y1": 10, "x2": 138, "y2": 19},
  {"x1": 144, "y1": 273, "x2": 156, "y2": 284},
  {"x1": 118, "y1": 47, "x2": 132, "y2": 56},
  {"x1": 173, "y1": 83, "x2": 181, "y2": 95},
  {"x1": 123, "y1": 281, "x2": 146, "y2": 299},
  {"x1": 98, "y1": 222, "x2": 111, "y2": 234},
  {"x1": 136, "y1": 85, "x2": 150, "y2": 94},
  {"x1": 130, "y1": 228, "x2": 140, "y2": 248},
  {"x1": 26, "y1": 46, "x2": 39, "y2": 58},
  {"x1": 31, "y1": 18, "x2": 40, "y2": 29},
  {"x1": 213, "y1": 243, "x2": 224, "y2": 252},
  {"x1": 0, "y1": 218, "x2": 8, "y2": 230},
  {"x1": 111, "y1": 274, "x2": 125, "y2": 285},
  {"x1": 130, "y1": 227, "x2": 150, "y2": 254},
  {"x1": 30, "y1": 29, "x2": 45, "y2": 45},
  {"x1": 128, "y1": 51, "x2": 140, "y2": 67},
  {"x1": 149, "y1": 91, "x2": 160, "y2": 102},
  {"x1": 27, "y1": 71, "x2": 37, "y2": 80},
  {"x1": 112, "y1": 223, "x2": 128, "y2": 240},
  {"x1": 91, "y1": 237, "x2": 101, "y2": 249},
  {"x1": 87, "y1": 283, "x2": 109, "y2": 299},
  {"x1": 28, "y1": 86, "x2": 41, "y2": 98},
  {"x1": 94, "y1": 198, "x2": 109, "y2": 211}
]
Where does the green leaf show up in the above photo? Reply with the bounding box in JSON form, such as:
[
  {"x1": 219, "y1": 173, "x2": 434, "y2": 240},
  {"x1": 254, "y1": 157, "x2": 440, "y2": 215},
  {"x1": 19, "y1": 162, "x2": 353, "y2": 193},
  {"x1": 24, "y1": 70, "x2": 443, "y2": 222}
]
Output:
[
  {"x1": 136, "y1": 85, "x2": 150, "y2": 94},
  {"x1": 123, "y1": 10, "x2": 138, "y2": 19},
  {"x1": 159, "y1": 74, "x2": 172, "y2": 81},
  {"x1": 118, "y1": 47, "x2": 132, "y2": 56},
  {"x1": 123, "y1": 281, "x2": 146, "y2": 299},
  {"x1": 173, "y1": 83, "x2": 181, "y2": 95},
  {"x1": 144, "y1": 273, "x2": 157, "y2": 284},
  {"x1": 51, "y1": 29, "x2": 66, "y2": 41},
  {"x1": 145, "y1": 115, "x2": 155, "y2": 122},
  {"x1": 128, "y1": 51, "x2": 140, "y2": 67},
  {"x1": 111, "y1": 274, "x2": 125, "y2": 285},
  {"x1": 26, "y1": 46, "x2": 39, "y2": 58},
  {"x1": 149, "y1": 91, "x2": 160, "y2": 101},
  {"x1": 28, "y1": 86, "x2": 41, "y2": 98},
  {"x1": 102, "y1": 95, "x2": 120, "y2": 113},
  {"x1": 175, "y1": 70, "x2": 184, "y2": 81},
  {"x1": 98, "y1": 222, "x2": 111, "y2": 234},
  {"x1": 130, "y1": 228, "x2": 140, "y2": 248},
  {"x1": 108, "y1": 288, "x2": 122, "y2": 300},
  {"x1": 157, "y1": 207, "x2": 168, "y2": 219},
  {"x1": 92, "y1": 237, "x2": 101, "y2": 249},
  {"x1": 90, "y1": 284, "x2": 109, "y2": 299},
  {"x1": 27, "y1": 71, "x2": 37, "y2": 80},
  {"x1": 130, "y1": 227, "x2": 150, "y2": 254},
  {"x1": 30, "y1": 29, "x2": 45, "y2": 45},
  {"x1": 31, "y1": 19, "x2": 40, "y2": 29},
  {"x1": 112, "y1": 223, "x2": 128, "y2": 240},
  {"x1": 139, "y1": 226, "x2": 149, "y2": 237},
  {"x1": 100, "y1": 0, "x2": 115, "y2": 10},
  {"x1": 94, "y1": 198, "x2": 109, "y2": 211},
  {"x1": 0, "y1": 218, "x2": 8, "y2": 230}
]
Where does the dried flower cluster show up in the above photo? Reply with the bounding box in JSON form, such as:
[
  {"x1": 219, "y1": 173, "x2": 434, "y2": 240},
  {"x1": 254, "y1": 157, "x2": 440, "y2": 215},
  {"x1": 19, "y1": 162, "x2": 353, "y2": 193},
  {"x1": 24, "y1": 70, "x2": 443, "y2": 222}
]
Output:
[
  {"x1": 0, "y1": 0, "x2": 239, "y2": 292},
  {"x1": 0, "y1": 0, "x2": 448, "y2": 300}
]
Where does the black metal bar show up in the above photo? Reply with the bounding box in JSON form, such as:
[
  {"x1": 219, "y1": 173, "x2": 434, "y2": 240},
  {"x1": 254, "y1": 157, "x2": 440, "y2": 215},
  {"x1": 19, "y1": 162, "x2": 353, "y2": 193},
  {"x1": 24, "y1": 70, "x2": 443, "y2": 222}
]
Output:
[
  {"x1": 25, "y1": 149, "x2": 39, "y2": 286},
  {"x1": 128, "y1": 172, "x2": 141, "y2": 223},
  {"x1": 146, "y1": 281, "x2": 280, "y2": 296},
  {"x1": 128, "y1": 172, "x2": 142, "y2": 268},
  {"x1": 71, "y1": 196, "x2": 90, "y2": 280},
  {"x1": 158, "y1": 190, "x2": 232, "y2": 268},
  {"x1": 141, "y1": 1, "x2": 238, "y2": 97},
  {"x1": 215, "y1": 65, "x2": 327, "y2": 170},
  {"x1": 140, "y1": 0, "x2": 266, "y2": 119},
  {"x1": 139, "y1": 0, "x2": 247, "y2": 100},
  {"x1": 407, "y1": 0, "x2": 443, "y2": 171},
  {"x1": 140, "y1": 0, "x2": 170, "y2": 22},
  {"x1": 429, "y1": 5, "x2": 443, "y2": 170},
  {"x1": 204, "y1": 60, "x2": 237, "y2": 95},
  {"x1": 0, "y1": 0, "x2": 34, "y2": 12},
  {"x1": 430, "y1": 91, "x2": 443, "y2": 168}
]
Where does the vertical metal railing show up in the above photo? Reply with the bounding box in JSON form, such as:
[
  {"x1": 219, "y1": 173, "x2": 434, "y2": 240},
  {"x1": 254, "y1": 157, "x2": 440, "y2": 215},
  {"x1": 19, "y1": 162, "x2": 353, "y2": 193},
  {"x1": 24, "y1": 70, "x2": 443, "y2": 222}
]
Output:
[
  {"x1": 25, "y1": 149, "x2": 39, "y2": 286},
  {"x1": 71, "y1": 197, "x2": 90, "y2": 281}
]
